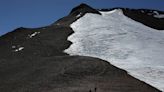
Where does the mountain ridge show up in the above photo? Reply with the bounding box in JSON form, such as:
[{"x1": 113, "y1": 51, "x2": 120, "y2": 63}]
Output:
[
  {"x1": 0, "y1": 3, "x2": 163, "y2": 92},
  {"x1": 1, "y1": 3, "x2": 164, "y2": 36}
]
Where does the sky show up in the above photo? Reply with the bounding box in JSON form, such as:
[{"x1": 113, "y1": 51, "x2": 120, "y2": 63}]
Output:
[{"x1": 0, "y1": 0, "x2": 164, "y2": 35}]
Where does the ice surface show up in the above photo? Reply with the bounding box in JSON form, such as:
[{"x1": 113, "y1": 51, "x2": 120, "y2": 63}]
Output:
[
  {"x1": 76, "y1": 12, "x2": 82, "y2": 18},
  {"x1": 154, "y1": 14, "x2": 164, "y2": 18},
  {"x1": 29, "y1": 32, "x2": 40, "y2": 38},
  {"x1": 153, "y1": 11, "x2": 164, "y2": 18},
  {"x1": 14, "y1": 47, "x2": 24, "y2": 52},
  {"x1": 153, "y1": 11, "x2": 159, "y2": 15},
  {"x1": 65, "y1": 9, "x2": 164, "y2": 91}
]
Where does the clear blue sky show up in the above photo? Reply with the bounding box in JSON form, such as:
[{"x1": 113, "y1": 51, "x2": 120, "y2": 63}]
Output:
[{"x1": 0, "y1": 0, "x2": 164, "y2": 35}]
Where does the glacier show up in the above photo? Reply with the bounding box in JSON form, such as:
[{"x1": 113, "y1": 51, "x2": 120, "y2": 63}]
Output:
[{"x1": 64, "y1": 9, "x2": 164, "y2": 91}]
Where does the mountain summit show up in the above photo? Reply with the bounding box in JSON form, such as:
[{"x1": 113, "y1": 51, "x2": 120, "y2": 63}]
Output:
[
  {"x1": 53, "y1": 3, "x2": 101, "y2": 26},
  {"x1": 70, "y1": 3, "x2": 101, "y2": 15},
  {"x1": 0, "y1": 3, "x2": 163, "y2": 92}
]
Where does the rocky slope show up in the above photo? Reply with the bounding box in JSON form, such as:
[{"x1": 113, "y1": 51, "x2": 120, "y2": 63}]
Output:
[{"x1": 0, "y1": 3, "x2": 163, "y2": 92}]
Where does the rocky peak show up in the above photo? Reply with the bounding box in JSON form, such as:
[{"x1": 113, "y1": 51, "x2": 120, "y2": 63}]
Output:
[{"x1": 69, "y1": 3, "x2": 101, "y2": 16}]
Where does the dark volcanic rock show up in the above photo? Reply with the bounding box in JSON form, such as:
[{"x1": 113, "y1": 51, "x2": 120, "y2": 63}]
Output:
[
  {"x1": 70, "y1": 3, "x2": 101, "y2": 16},
  {"x1": 0, "y1": 26, "x2": 73, "y2": 59},
  {"x1": 53, "y1": 3, "x2": 101, "y2": 26},
  {"x1": 0, "y1": 3, "x2": 162, "y2": 92},
  {"x1": 123, "y1": 9, "x2": 164, "y2": 30},
  {"x1": 0, "y1": 56, "x2": 161, "y2": 92},
  {"x1": 100, "y1": 8, "x2": 164, "y2": 30}
]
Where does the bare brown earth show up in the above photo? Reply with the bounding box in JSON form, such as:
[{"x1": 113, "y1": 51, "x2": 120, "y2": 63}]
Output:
[{"x1": 0, "y1": 3, "x2": 162, "y2": 92}]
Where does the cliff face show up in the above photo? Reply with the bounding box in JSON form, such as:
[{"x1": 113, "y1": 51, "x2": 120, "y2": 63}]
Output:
[{"x1": 0, "y1": 3, "x2": 163, "y2": 92}]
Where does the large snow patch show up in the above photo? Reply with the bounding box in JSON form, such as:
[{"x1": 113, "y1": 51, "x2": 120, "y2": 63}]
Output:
[{"x1": 64, "y1": 9, "x2": 164, "y2": 91}]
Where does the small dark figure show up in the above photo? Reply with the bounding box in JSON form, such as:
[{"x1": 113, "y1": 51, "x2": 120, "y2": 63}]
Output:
[
  {"x1": 94, "y1": 88, "x2": 97, "y2": 92},
  {"x1": 89, "y1": 89, "x2": 92, "y2": 92}
]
